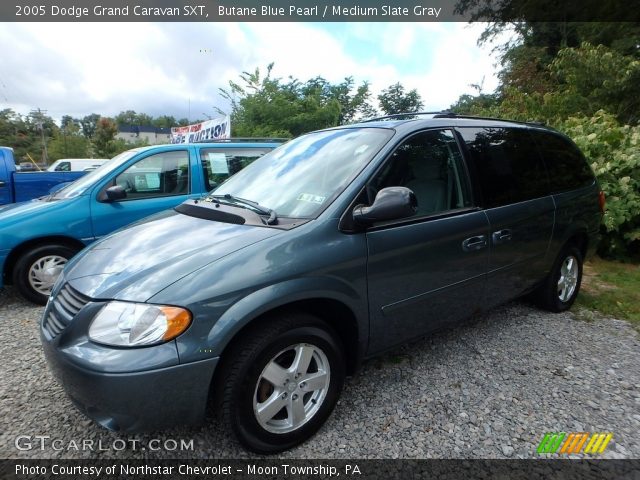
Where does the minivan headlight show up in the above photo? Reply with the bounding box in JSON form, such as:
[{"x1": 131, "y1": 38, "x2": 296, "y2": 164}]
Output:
[{"x1": 88, "y1": 302, "x2": 191, "y2": 347}]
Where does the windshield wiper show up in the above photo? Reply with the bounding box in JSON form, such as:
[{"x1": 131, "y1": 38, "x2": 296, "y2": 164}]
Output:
[{"x1": 208, "y1": 194, "x2": 278, "y2": 225}]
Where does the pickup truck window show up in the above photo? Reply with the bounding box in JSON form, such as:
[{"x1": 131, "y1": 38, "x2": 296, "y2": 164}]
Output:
[
  {"x1": 54, "y1": 161, "x2": 71, "y2": 172},
  {"x1": 200, "y1": 148, "x2": 271, "y2": 191},
  {"x1": 115, "y1": 150, "x2": 189, "y2": 199}
]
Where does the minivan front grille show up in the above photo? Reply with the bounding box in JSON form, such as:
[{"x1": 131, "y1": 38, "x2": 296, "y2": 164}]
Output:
[{"x1": 43, "y1": 283, "x2": 90, "y2": 338}]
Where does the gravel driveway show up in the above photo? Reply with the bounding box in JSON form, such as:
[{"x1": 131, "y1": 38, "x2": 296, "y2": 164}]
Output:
[{"x1": 0, "y1": 286, "x2": 638, "y2": 460}]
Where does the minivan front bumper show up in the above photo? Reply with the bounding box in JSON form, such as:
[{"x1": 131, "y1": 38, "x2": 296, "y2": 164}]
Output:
[{"x1": 41, "y1": 336, "x2": 218, "y2": 432}]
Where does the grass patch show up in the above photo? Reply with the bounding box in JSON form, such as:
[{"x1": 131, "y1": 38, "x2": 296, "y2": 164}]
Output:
[{"x1": 575, "y1": 256, "x2": 640, "y2": 325}]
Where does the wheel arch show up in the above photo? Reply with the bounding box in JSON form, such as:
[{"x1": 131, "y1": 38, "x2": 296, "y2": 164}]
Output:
[{"x1": 3, "y1": 236, "x2": 86, "y2": 285}]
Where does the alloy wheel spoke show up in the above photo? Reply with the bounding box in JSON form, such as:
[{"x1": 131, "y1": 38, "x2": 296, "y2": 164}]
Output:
[
  {"x1": 256, "y1": 391, "x2": 287, "y2": 423},
  {"x1": 288, "y1": 395, "x2": 306, "y2": 427},
  {"x1": 300, "y1": 371, "x2": 328, "y2": 392},
  {"x1": 262, "y1": 362, "x2": 289, "y2": 387},
  {"x1": 290, "y1": 344, "x2": 314, "y2": 376}
]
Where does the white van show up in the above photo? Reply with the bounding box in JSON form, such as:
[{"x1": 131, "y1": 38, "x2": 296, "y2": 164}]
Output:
[{"x1": 47, "y1": 158, "x2": 108, "y2": 172}]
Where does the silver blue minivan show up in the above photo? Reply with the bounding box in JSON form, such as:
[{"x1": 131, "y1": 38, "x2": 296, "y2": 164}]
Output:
[{"x1": 40, "y1": 114, "x2": 603, "y2": 453}]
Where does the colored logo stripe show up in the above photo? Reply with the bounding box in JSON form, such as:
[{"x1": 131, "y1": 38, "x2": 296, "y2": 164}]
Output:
[{"x1": 538, "y1": 432, "x2": 613, "y2": 454}]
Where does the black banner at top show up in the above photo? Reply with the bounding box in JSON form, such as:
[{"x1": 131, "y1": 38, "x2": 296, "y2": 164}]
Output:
[{"x1": 2, "y1": 0, "x2": 640, "y2": 22}]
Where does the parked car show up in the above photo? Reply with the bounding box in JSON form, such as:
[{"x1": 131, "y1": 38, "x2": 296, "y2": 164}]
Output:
[
  {"x1": 0, "y1": 140, "x2": 281, "y2": 304},
  {"x1": 47, "y1": 158, "x2": 109, "y2": 172},
  {"x1": 0, "y1": 148, "x2": 88, "y2": 205},
  {"x1": 40, "y1": 114, "x2": 603, "y2": 453}
]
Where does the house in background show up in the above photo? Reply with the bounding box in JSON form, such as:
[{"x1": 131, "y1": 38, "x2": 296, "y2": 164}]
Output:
[{"x1": 116, "y1": 125, "x2": 171, "y2": 145}]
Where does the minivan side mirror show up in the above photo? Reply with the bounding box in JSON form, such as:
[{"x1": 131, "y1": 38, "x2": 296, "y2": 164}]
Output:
[
  {"x1": 104, "y1": 185, "x2": 127, "y2": 202},
  {"x1": 353, "y1": 186, "x2": 417, "y2": 225}
]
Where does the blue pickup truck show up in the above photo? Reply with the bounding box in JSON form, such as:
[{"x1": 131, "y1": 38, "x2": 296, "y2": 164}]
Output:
[
  {"x1": 0, "y1": 140, "x2": 281, "y2": 304},
  {"x1": 0, "y1": 147, "x2": 88, "y2": 205}
]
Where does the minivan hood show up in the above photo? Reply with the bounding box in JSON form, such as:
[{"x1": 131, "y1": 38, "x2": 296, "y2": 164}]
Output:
[{"x1": 65, "y1": 210, "x2": 282, "y2": 301}]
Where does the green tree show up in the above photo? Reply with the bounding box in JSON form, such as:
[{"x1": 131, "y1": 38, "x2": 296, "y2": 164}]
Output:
[
  {"x1": 80, "y1": 113, "x2": 100, "y2": 139},
  {"x1": 92, "y1": 117, "x2": 119, "y2": 157},
  {"x1": 220, "y1": 64, "x2": 341, "y2": 137},
  {"x1": 377, "y1": 83, "x2": 424, "y2": 115},
  {"x1": 48, "y1": 121, "x2": 89, "y2": 161}
]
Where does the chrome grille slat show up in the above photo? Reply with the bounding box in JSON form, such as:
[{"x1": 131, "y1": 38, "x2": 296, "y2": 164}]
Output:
[{"x1": 43, "y1": 283, "x2": 91, "y2": 339}]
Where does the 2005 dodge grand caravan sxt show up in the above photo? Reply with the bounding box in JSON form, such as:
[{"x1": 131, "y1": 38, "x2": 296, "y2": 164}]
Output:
[{"x1": 41, "y1": 113, "x2": 604, "y2": 453}]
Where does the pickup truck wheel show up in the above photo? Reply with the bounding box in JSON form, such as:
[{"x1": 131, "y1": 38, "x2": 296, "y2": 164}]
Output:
[
  {"x1": 535, "y1": 245, "x2": 583, "y2": 313},
  {"x1": 219, "y1": 313, "x2": 345, "y2": 453},
  {"x1": 13, "y1": 244, "x2": 78, "y2": 305}
]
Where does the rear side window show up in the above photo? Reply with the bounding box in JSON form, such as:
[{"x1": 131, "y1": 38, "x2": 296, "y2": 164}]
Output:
[
  {"x1": 200, "y1": 148, "x2": 270, "y2": 191},
  {"x1": 457, "y1": 127, "x2": 548, "y2": 208},
  {"x1": 532, "y1": 130, "x2": 594, "y2": 193}
]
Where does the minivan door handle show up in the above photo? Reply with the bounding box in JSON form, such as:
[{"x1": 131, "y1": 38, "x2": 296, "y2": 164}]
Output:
[
  {"x1": 492, "y1": 229, "x2": 512, "y2": 244},
  {"x1": 462, "y1": 235, "x2": 487, "y2": 252}
]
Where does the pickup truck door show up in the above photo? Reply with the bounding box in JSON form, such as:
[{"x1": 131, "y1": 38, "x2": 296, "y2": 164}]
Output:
[
  {"x1": 0, "y1": 151, "x2": 12, "y2": 205},
  {"x1": 90, "y1": 148, "x2": 200, "y2": 238}
]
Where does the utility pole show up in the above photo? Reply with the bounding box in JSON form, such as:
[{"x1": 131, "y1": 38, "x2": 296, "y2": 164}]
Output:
[{"x1": 30, "y1": 108, "x2": 49, "y2": 164}]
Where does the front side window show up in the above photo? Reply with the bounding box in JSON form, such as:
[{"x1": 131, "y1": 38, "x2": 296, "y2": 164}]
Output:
[
  {"x1": 200, "y1": 148, "x2": 271, "y2": 191},
  {"x1": 213, "y1": 128, "x2": 394, "y2": 218},
  {"x1": 370, "y1": 129, "x2": 472, "y2": 217},
  {"x1": 458, "y1": 127, "x2": 549, "y2": 208},
  {"x1": 114, "y1": 150, "x2": 189, "y2": 199}
]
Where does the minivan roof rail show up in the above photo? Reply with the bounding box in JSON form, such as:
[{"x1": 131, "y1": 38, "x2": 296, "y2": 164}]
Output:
[
  {"x1": 362, "y1": 111, "x2": 549, "y2": 128},
  {"x1": 193, "y1": 137, "x2": 289, "y2": 143},
  {"x1": 361, "y1": 111, "x2": 449, "y2": 122}
]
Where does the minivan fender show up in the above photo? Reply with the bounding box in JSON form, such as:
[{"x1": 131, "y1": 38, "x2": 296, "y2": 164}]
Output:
[{"x1": 176, "y1": 276, "x2": 368, "y2": 366}]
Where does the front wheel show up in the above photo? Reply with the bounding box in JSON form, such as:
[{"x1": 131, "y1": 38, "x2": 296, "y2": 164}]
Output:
[
  {"x1": 13, "y1": 244, "x2": 78, "y2": 305},
  {"x1": 535, "y1": 245, "x2": 583, "y2": 312},
  {"x1": 219, "y1": 313, "x2": 345, "y2": 453}
]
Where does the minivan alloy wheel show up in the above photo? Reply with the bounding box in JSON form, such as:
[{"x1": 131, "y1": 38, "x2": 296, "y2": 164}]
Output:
[
  {"x1": 557, "y1": 255, "x2": 579, "y2": 302},
  {"x1": 28, "y1": 255, "x2": 67, "y2": 296},
  {"x1": 254, "y1": 343, "x2": 330, "y2": 434},
  {"x1": 219, "y1": 313, "x2": 345, "y2": 453}
]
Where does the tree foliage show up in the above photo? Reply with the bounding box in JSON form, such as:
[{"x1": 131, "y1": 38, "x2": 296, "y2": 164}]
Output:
[
  {"x1": 450, "y1": 10, "x2": 640, "y2": 257},
  {"x1": 377, "y1": 83, "x2": 424, "y2": 115},
  {"x1": 562, "y1": 112, "x2": 640, "y2": 258}
]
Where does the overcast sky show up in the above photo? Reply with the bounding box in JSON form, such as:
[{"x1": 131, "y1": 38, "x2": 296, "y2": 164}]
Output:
[{"x1": 0, "y1": 22, "x2": 503, "y2": 124}]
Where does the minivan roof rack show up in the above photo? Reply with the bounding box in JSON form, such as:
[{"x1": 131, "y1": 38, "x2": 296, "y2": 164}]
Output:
[
  {"x1": 193, "y1": 137, "x2": 289, "y2": 143},
  {"x1": 362, "y1": 111, "x2": 550, "y2": 128},
  {"x1": 361, "y1": 111, "x2": 450, "y2": 122}
]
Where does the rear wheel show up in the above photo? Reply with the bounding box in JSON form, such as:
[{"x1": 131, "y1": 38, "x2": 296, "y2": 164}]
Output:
[
  {"x1": 535, "y1": 245, "x2": 583, "y2": 312},
  {"x1": 219, "y1": 313, "x2": 345, "y2": 453},
  {"x1": 13, "y1": 244, "x2": 78, "y2": 305}
]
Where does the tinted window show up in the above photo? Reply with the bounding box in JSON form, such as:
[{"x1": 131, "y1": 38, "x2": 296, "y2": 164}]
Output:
[
  {"x1": 458, "y1": 127, "x2": 548, "y2": 208},
  {"x1": 200, "y1": 148, "x2": 270, "y2": 191},
  {"x1": 371, "y1": 129, "x2": 472, "y2": 217},
  {"x1": 115, "y1": 150, "x2": 189, "y2": 199},
  {"x1": 532, "y1": 130, "x2": 594, "y2": 192}
]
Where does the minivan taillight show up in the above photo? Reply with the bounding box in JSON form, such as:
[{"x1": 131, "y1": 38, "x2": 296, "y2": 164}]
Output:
[{"x1": 598, "y1": 190, "x2": 606, "y2": 214}]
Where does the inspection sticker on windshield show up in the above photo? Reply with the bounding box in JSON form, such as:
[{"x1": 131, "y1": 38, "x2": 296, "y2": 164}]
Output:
[{"x1": 297, "y1": 193, "x2": 326, "y2": 204}]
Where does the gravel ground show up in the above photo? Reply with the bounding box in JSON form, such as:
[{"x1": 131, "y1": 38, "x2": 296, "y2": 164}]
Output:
[{"x1": 0, "y1": 285, "x2": 638, "y2": 460}]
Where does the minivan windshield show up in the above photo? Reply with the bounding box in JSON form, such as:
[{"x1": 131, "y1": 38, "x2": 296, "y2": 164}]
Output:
[
  {"x1": 211, "y1": 128, "x2": 393, "y2": 218},
  {"x1": 51, "y1": 149, "x2": 140, "y2": 200}
]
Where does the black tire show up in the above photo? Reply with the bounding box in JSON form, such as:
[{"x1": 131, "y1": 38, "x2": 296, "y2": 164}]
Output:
[
  {"x1": 534, "y1": 245, "x2": 583, "y2": 312},
  {"x1": 13, "y1": 244, "x2": 78, "y2": 305},
  {"x1": 218, "y1": 312, "x2": 345, "y2": 453}
]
